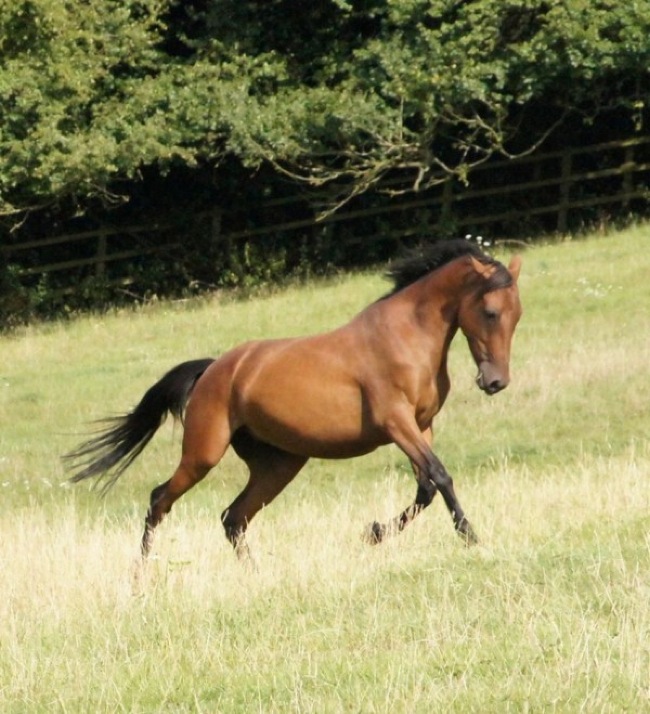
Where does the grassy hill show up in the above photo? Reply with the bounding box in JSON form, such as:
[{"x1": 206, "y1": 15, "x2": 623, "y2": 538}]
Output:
[{"x1": 1, "y1": 226, "x2": 648, "y2": 712}]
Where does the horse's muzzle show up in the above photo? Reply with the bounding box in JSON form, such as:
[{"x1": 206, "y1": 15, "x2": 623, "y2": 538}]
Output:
[{"x1": 476, "y1": 362, "x2": 509, "y2": 395}]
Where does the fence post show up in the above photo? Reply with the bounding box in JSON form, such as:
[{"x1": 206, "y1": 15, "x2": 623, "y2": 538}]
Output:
[
  {"x1": 96, "y1": 228, "x2": 107, "y2": 278},
  {"x1": 211, "y1": 209, "x2": 222, "y2": 243},
  {"x1": 622, "y1": 145, "x2": 635, "y2": 207},
  {"x1": 440, "y1": 178, "x2": 454, "y2": 226},
  {"x1": 557, "y1": 151, "x2": 572, "y2": 233}
]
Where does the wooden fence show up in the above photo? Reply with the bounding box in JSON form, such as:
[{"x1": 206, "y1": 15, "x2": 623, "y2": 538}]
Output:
[
  {"x1": 4, "y1": 223, "x2": 180, "y2": 278},
  {"x1": 2, "y1": 135, "x2": 649, "y2": 287}
]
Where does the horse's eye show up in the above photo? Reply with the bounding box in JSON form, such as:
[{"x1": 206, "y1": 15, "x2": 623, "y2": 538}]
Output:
[{"x1": 484, "y1": 309, "x2": 499, "y2": 322}]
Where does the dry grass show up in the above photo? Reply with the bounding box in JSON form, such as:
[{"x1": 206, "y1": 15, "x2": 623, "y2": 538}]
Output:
[{"x1": 2, "y1": 447, "x2": 648, "y2": 712}]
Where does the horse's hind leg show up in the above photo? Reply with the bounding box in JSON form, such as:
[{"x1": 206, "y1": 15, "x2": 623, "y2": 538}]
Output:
[
  {"x1": 141, "y1": 405, "x2": 232, "y2": 558},
  {"x1": 223, "y1": 429, "x2": 307, "y2": 559},
  {"x1": 141, "y1": 459, "x2": 213, "y2": 557}
]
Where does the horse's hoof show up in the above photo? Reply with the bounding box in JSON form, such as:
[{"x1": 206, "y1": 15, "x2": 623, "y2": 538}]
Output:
[
  {"x1": 363, "y1": 521, "x2": 386, "y2": 545},
  {"x1": 459, "y1": 524, "x2": 479, "y2": 547}
]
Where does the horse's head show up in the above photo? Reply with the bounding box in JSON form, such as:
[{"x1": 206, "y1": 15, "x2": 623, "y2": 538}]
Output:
[{"x1": 459, "y1": 255, "x2": 522, "y2": 395}]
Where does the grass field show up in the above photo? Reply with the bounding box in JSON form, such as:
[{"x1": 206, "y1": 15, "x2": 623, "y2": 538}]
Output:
[{"x1": 1, "y1": 226, "x2": 649, "y2": 712}]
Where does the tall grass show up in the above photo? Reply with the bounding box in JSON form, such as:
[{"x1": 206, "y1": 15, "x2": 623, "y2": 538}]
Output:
[{"x1": 1, "y1": 226, "x2": 649, "y2": 712}]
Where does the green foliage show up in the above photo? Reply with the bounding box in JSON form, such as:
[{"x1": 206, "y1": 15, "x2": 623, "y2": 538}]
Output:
[
  {"x1": 0, "y1": 1, "x2": 167, "y2": 206},
  {"x1": 1, "y1": 0, "x2": 649, "y2": 214}
]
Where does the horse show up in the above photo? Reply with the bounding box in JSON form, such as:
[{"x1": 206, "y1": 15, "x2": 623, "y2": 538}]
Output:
[{"x1": 65, "y1": 239, "x2": 522, "y2": 560}]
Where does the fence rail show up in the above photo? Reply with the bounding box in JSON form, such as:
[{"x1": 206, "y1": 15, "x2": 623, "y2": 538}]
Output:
[{"x1": 2, "y1": 135, "x2": 649, "y2": 286}]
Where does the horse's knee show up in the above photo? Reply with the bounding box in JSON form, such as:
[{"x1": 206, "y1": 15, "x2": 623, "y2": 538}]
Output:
[
  {"x1": 416, "y1": 479, "x2": 437, "y2": 507},
  {"x1": 149, "y1": 482, "x2": 168, "y2": 507},
  {"x1": 221, "y1": 507, "x2": 245, "y2": 546},
  {"x1": 146, "y1": 481, "x2": 173, "y2": 524}
]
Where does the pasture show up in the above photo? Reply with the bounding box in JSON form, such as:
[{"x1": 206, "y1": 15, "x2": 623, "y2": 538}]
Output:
[{"x1": 1, "y1": 226, "x2": 649, "y2": 712}]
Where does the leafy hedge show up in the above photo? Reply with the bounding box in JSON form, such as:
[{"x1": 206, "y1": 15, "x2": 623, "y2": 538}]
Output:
[
  {"x1": 1, "y1": 1, "x2": 650, "y2": 324},
  {"x1": 2, "y1": 0, "x2": 649, "y2": 215}
]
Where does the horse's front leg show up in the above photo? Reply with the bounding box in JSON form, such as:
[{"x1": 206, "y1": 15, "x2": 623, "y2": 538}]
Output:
[
  {"x1": 366, "y1": 421, "x2": 478, "y2": 545},
  {"x1": 365, "y1": 475, "x2": 436, "y2": 543},
  {"x1": 426, "y1": 452, "x2": 478, "y2": 545}
]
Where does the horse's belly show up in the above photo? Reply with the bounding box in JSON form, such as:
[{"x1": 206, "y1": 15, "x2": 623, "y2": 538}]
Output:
[
  {"x1": 243, "y1": 397, "x2": 388, "y2": 459},
  {"x1": 238, "y1": 370, "x2": 389, "y2": 458}
]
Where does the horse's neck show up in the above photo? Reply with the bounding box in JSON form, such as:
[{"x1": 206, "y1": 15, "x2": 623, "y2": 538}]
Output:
[
  {"x1": 361, "y1": 271, "x2": 461, "y2": 365},
  {"x1": 409, "y1": 265, "x2": 466, "y2": 336}
]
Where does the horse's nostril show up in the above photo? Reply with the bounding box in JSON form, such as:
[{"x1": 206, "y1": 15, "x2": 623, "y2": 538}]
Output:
[{"x1": 488, "y1": 379, "x2": 505, "y2": 394}]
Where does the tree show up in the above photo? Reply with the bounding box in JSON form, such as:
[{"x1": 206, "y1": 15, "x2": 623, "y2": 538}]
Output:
[
  {"x1": 1, "y1": 0, "x2": 649, "y2": 217},
  {"x1": 204, "y1": 0, "x2": 650, "y2": 209}
]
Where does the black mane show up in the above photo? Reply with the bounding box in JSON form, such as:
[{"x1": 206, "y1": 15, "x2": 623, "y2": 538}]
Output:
[{"x1": 384, "y1": 238, "x2": 511, "y2": 297}]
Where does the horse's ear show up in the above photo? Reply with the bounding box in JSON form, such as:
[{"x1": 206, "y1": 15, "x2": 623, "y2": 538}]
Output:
[
  {"x1": 508, "y1": 255, "x2": 522, "y2": 282},
  {"x1": 469, "y1": 255, "x2": 493, "y2": 278}
]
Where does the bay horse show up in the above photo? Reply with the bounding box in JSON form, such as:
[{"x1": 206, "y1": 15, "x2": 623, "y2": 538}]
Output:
[{"x1": 66, "y1": 239, "x2": 522, "y2": 560}]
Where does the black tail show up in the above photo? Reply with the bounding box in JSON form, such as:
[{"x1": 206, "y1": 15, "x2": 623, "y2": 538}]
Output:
[{"x1": 65, "y1": 358, "x2": 215, "y2": 492}]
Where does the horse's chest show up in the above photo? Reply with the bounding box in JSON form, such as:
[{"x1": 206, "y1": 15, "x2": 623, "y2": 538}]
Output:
[
  {"x1": 415, "y1": 396, "x2": 439, "y2": 429},
  {"x1": 415, "y1": 373, "x2": 450, "y2": 428}
]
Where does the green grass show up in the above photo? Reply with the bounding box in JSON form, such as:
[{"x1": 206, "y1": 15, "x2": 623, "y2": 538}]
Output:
[{"x1": 1, "y1": 225, "x2": 649, "y2": 712}]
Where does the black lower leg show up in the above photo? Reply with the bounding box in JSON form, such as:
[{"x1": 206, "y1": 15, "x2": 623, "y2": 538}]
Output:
[
  {"x1": 141, "y1": 481, "x2": 170, "y2": 557},
  {"x1": 221, "y1": 508, "x2": 251, "y2": 559},
  {"x1": 432, "y1": 469, "x2": 478, "y2": 545},
  {"x1": 366, "y1": 481, "x2": 436, "y2": 544},
  {"x1": 447, "y1": 501, "x2": 478, "y2": 544}
]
